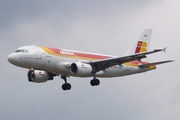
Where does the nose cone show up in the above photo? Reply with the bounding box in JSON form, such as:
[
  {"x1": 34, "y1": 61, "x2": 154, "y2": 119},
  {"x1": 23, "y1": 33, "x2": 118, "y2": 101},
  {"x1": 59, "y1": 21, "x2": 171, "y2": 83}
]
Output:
[
  {"x1": 8, "y1": 53, "x2": 21, "y2": 66},
  {"x1": 8, "y1": 53, "x2": 15, "y2": 64},
  {"x1": 8, "y1": 53, "x2": 29, "y2": 68}
]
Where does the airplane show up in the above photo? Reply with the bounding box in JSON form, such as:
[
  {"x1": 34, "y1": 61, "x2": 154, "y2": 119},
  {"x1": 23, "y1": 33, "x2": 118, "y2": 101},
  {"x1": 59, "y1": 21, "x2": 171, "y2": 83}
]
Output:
[{"x1": 8, "y1": 29, "x2": 173, "y2": 91}]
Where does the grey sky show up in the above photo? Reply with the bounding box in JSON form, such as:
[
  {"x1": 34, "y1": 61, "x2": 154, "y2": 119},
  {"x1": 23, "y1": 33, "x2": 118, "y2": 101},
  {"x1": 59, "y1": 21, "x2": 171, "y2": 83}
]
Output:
[{"x1": 1, "y1": 0, "x2": 179, "y2": 120}]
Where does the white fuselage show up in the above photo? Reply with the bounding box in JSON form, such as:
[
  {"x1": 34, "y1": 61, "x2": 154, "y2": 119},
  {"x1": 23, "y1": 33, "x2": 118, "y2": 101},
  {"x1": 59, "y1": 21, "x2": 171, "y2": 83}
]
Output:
[{"x1": 8, "y1": 46, "x2": 155, "y2": 78}]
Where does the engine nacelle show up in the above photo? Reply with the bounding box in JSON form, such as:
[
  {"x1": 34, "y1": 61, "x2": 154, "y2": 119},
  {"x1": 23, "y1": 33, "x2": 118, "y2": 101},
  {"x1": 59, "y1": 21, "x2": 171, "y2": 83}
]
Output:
[
  {"x1": 27, "y1": 70, "x2": 53, "y2": 83},
  {"x1": 70, "y1": 62, "x2": 92, "y2": 77}
]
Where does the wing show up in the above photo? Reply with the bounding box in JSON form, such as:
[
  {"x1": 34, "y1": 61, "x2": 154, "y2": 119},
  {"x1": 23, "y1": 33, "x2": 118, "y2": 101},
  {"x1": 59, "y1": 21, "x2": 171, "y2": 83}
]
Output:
[
  {"x1": 85, "y1": 47, "x2": 168, "y2": 72},
  {"x1": 138, "y1": 60, "x2": 174, "y2": 68}
]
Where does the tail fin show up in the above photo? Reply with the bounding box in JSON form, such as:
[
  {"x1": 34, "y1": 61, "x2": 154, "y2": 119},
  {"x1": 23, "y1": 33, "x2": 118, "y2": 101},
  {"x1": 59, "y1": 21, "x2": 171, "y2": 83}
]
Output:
[{"x1": 125, "y1": 28, "x2": 153, "y2": 55}]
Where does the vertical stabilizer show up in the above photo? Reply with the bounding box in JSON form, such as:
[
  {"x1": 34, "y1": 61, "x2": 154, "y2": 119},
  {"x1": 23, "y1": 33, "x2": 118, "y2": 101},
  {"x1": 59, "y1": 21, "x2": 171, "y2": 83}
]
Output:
[{"x1": 125, "y1": 28, "x2": 153, "y2": 55}]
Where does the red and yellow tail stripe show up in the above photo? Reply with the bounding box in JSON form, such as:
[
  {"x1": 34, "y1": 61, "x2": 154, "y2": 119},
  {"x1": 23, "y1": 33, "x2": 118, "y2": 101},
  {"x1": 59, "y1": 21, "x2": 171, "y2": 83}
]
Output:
[{"x1": 135, "y1": 41, "x2": 148, "y2": 53}]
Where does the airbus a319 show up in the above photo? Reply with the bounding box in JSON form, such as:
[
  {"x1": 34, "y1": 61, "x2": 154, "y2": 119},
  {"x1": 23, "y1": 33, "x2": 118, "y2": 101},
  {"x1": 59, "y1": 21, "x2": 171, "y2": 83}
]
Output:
[{"x1": 8, "y1": 29, "x2": 173, "y2": 91}]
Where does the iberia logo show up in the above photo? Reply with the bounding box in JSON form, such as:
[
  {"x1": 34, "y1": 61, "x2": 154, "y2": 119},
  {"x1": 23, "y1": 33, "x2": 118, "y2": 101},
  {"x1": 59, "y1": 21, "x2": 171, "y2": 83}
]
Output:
[{"x1": 135, "y1": 41, "x2": 147, "y2": 53}]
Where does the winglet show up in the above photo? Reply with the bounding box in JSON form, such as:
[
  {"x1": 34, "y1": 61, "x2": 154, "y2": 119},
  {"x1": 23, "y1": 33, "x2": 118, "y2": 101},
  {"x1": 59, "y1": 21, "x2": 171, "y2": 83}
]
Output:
[
  {"x1": 162, "y1": 47, "x2": 167, "y2": 53},
  {"x1": 154, "y1": 47, "x2": 167, "y2": 53}
]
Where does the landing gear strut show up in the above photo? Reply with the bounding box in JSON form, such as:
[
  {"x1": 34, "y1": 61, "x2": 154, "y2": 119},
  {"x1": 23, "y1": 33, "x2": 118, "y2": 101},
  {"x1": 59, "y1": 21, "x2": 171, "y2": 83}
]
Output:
[
  {"x1": 90, "y1": 73, "x2": 100, "y2": 86},
  {"x1": 61, "y1": 75, "x2": 71, "y2": 91}
]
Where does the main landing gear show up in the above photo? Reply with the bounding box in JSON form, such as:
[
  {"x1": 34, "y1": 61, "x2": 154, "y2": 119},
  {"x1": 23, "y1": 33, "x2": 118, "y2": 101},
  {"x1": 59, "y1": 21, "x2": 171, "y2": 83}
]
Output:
[
  {"x1": 61, "y1": 75, "x2": 71, "y2": 91},
  {"x1": 90, "y1": 73, "x2": 100, "y2": 86},
  {"x1": 61, "y1": 73, "x2": 100, "y2": 91},
  {"x1": 90, "y1": 79, "x2": 100, "y2": 86}
]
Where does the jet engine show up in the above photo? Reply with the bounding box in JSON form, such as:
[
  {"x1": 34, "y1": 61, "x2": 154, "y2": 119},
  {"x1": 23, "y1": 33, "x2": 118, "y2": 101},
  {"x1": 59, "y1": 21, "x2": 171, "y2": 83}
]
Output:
[
  {"x1": 27, "y1": 70, "x2": 53, "y2": 83},
  {"x1": 70, "y1": 62, "x2": 92, "y2": 77}
]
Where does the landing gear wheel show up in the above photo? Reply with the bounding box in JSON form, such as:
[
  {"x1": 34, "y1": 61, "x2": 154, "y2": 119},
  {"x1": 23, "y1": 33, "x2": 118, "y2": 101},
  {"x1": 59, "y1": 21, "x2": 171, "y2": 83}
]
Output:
[
  {"x1": 90, "y1": 80, "x2": 96, "y2": 86},
  {"x1": 62, "y1": 84, "x2": 67, "y2": 90},
  {"x1": 62, "y1": 83, "x2": 72, "y2": 91},
  {"x1": 90, "y1": 79, "x2": 100, "y2": 86},
  {"x1": 66, "y1": 83, "x2": 71, "y2": 90},
  {"x1": 95, "y1": 79, "x2": 100, "y2": 86}
]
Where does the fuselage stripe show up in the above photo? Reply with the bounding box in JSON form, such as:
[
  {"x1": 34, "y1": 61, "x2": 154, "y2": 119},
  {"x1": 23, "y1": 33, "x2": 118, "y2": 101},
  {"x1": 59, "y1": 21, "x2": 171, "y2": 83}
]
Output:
[{"x1": 38, "y1": 46, "x2": 156, "y2": 69}]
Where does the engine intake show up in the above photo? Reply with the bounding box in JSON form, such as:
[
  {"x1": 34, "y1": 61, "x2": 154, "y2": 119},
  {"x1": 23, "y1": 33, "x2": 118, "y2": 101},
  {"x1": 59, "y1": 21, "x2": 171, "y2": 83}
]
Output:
[{"x1": 70, "y1": 62, "x2": 92, "y2": 77}]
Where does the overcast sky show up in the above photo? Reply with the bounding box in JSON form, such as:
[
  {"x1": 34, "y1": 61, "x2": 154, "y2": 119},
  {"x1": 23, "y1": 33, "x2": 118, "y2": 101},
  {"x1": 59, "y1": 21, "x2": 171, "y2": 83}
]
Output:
[{"x1": 1, "y1": 0, "x2": 180, "y2": 120}]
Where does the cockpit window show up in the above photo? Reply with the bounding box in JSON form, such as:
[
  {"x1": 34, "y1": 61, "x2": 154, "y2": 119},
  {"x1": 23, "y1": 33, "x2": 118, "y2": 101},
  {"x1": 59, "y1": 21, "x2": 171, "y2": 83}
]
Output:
[
  {"x1": 25, "y1": 50, "x2": 29, "y2": 53},
  {"x1": 15, "y1": 49, "x2": 29, "y2": 53},
  {"x1": 15, "y1": 50, "x2": 21, "y2": 52}
]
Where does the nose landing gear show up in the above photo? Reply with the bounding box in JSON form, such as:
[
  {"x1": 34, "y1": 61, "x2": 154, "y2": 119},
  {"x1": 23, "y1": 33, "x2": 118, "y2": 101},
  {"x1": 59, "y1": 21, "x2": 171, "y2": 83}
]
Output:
[
  {"x1": 61, "y1": 75, "x2": 71, "y2": 91},
  {"x1": 90, "y1": 73, "x2": 100, "y2": 86}
]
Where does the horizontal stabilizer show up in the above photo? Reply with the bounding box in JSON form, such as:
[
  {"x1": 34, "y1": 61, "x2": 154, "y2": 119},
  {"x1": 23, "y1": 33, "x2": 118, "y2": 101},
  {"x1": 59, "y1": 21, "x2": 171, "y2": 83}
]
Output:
[{"x1": 138, "y1": 60, "x2": 174, "y2": 68}]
